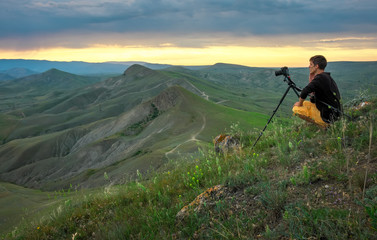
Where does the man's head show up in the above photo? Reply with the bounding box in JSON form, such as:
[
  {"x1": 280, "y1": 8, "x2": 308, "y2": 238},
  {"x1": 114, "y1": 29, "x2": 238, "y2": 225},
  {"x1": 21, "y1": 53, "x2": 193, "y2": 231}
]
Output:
[
  {"x1": 309, "y1": 55, "x2": 327, "y2": 75},
  {"x1": 310, "y1": 55, "x2": 327, "y2": 70}
]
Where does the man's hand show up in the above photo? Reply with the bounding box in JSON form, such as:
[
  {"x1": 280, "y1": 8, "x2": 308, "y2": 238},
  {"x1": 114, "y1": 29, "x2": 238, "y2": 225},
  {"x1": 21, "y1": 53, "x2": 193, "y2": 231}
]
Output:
[
  {"x1": 293, "y1": 102, "x2": 303, "y2": 107},
  {"x1": 293, "y1": 97, "x2": 305, "y2": 107},
  {"x1": 309, "y1": 72, "x2": 316, "y2": 82}
]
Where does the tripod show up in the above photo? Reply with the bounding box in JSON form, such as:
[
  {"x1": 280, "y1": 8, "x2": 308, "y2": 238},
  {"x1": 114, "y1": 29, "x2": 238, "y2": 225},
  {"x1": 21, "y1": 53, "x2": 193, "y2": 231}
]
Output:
[{"x1": 252, "y1": 73, "x2": 301, "y2": 149}]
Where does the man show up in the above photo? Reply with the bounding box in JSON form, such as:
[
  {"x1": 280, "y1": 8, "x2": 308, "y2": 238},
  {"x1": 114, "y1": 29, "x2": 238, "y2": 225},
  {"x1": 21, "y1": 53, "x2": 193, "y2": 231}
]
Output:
[{"x1": 293, "y1": 55, "x2": 341, "y2": 128}]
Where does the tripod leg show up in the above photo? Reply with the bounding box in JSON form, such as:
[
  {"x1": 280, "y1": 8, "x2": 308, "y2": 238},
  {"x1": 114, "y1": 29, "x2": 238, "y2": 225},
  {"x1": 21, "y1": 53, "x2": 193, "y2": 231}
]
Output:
[{"x1": 252, "y1": 85, "x2": 292, "y2": 149}]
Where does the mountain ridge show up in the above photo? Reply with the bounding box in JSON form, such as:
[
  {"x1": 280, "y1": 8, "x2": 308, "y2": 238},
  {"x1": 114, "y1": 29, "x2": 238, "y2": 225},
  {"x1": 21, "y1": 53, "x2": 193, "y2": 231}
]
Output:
[{"x1": 0, "y1": 84, "x2": 267, "y2": 190}]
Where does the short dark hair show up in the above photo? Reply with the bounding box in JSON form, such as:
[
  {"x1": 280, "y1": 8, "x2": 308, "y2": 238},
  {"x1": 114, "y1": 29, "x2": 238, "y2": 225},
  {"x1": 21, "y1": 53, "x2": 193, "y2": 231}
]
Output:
[{"x1": 310, "y1": 55, "x2": 327, "y2": 70}]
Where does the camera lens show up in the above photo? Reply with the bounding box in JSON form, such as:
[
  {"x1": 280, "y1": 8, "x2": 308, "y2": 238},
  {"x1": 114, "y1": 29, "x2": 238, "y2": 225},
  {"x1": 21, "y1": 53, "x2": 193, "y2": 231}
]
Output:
[
  {"x1": 275, "y1": 70, "x2": 283, "y2": 76},
  {"x1": 275, "y1": 67, "x2": 289, "y2": 77}
]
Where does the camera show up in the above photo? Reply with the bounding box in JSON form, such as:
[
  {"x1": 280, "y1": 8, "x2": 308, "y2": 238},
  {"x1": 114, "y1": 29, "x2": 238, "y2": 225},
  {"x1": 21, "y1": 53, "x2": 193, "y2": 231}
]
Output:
[{"x1": 275, "y1": 66, "x2": 289, "y2": 77}]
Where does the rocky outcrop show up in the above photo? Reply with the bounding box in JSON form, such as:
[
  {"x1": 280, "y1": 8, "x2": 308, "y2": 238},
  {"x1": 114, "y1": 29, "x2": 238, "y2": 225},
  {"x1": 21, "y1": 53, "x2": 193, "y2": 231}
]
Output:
[
  {"x1": 176, "y1": 185, "x2": 226, "y2": 222},
  {"x1": 213, "y1": 134, "x2": 240, "y2": 155},
  {"x1": 176, "y1": 184, "x2": 264, "y2": 226}
]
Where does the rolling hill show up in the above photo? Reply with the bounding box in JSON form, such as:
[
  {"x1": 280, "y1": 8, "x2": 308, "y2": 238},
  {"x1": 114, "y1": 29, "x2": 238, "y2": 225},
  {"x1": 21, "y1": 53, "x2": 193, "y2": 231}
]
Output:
[
  {"x1": 0, "y1": 61, "x2": 376, "y2": 236},
  {"x1": 0, "y1": 68, "x2": 102, "y2": 115},
  {"x1": 0, "y1": 68, "x2": 37, "y2": 81},
  {"x1": 162, "y1": 63, "x2": 302, "y2": 113},
  {"x1": 0, "y1": 64, "x2": 268, "y2": 191},
  {"x1": 0, "y1": 86, "x2": 267, "y2": 190}
]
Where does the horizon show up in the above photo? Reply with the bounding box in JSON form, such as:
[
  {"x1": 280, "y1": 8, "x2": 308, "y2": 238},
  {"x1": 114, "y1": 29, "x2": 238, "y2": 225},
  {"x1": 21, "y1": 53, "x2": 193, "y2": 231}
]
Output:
[
  {"x1": 2, "y1": 58, "x2": 377, "y2": 70},
  {"x1": 1, "y1": 1, "x2": 377, "y2": 67},
  {"x1": 1, "y1": 45, "x2": 377, "y2": 68}
]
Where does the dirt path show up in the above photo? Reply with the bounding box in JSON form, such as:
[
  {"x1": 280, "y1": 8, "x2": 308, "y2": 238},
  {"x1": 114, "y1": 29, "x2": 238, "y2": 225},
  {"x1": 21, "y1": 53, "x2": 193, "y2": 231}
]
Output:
[
  {"x1": 215, "y1": 100, "x2": 229, "y2": 104},
  {"x1": 165, "y1": 114, "x2": 206, "y2": 159},
  {"x1": 184, "y1": 80, "x2": 209, "y2": 100}
]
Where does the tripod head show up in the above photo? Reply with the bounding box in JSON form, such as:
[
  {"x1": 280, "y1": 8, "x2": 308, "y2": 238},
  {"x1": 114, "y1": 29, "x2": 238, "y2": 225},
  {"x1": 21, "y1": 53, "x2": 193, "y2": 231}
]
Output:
[{"x1": 275, "y1": 66, "x2": 302, "y2": 97}]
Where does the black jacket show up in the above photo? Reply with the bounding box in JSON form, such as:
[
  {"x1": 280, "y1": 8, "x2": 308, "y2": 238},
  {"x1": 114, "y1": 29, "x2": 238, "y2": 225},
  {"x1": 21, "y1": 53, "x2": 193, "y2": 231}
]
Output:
[{"x1": 300, "y1": 72, "x2": 341, "y2": 123}]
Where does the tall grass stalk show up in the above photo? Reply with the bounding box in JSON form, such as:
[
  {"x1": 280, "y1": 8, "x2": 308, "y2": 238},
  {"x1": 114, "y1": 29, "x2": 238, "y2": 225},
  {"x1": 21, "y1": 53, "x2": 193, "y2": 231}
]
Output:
[
  {"x1": 342, "y1": 118, "x2": 352, "y2": 190},
  {"x1": 363, "y1": 114, "x2": 373, "y2": 199}
]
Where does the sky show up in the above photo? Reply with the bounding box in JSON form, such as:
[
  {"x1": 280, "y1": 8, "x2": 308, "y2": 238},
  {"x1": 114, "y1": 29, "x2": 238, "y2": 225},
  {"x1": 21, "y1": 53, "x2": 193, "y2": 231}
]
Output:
[{"x1": 1, "y1": 0, "x2": 377, "y2": 67}]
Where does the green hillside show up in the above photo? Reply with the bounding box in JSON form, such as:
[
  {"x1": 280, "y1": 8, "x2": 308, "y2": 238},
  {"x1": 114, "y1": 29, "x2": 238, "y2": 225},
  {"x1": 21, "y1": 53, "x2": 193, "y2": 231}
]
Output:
[
  {"x1": 0, "y1": 86, "x2": 268, "y2": 191},
  {"x1": 2, "y1": 64, "x2": 257, "y2": 142},
  {"x1": 167, "y1": 61, "x2": 377, "y2": 114},
  {"x1": 163, "y1": 63, "x2": 298, "y2": 114},
  {"x1": 3, "y1": 94, "x2": 376, "y2": 239},
  {"x1": 0, "y1": 68, "x2": 102, "y2": 114},
  {"x1": 0, "y1": 182, "x2": 59, "y2": 234}
]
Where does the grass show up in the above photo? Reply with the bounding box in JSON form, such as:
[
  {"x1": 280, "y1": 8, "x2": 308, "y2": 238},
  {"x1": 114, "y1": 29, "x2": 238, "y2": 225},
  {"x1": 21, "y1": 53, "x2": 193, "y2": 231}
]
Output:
[
  {"x1": 0, "y1": 182, "x2": 70, "y2": 234},
  {"x1": 2, "y1": 96, "x2": 376, "y2": 239}
]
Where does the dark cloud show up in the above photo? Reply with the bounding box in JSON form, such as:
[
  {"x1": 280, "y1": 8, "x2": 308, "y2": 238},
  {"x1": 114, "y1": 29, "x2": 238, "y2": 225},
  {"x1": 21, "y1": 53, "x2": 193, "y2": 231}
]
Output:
[{"x1": 1, "y1": 0, "x2": 377, "y2": 44}]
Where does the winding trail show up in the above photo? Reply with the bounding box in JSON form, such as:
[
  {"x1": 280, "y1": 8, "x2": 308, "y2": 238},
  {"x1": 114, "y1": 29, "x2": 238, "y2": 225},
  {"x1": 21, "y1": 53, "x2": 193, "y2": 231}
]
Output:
[
  {"x1": 183, "y1": 79, "x2": 209, "y2": 100},
  {"x1": 165, "y1": 113, "x2": 206, "y2": 159},
  {"x1": 215, "y1": 100, "x2": 229, "y2": 104}
]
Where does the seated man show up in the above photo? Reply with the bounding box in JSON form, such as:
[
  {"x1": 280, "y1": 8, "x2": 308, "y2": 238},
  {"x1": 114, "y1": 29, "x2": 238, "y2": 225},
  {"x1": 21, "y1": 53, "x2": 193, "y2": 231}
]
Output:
[{"x1": 293, "y1": 55, "x2": 341, "y2": 128}]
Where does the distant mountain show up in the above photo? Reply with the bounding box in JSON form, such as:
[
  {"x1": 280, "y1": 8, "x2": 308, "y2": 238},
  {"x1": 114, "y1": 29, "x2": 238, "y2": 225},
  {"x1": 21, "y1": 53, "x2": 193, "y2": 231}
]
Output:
[
  {"x1": 0, "y1": 59, "x2": 209, "y2": 76},
  {"x1": 106, "y1": 61, "x2": 174, "y2": 70},
  {"x1": 0, "y1": 67, "x2": 37, "y2": 81},
  {"x1": 0, "y1": 68, "x2": 103, "y2": 113},
  {"x1": 0, "y1": 59, "x2": 176, "y2": 75},
  {"x1": 2, "y1": 68, "x2": 101, "y2": 90},
  {"x1": 0, "y1": 59, "x2": 129, "y2": 75},
  {"x1": 0, "y1": 73, "x2": 14, "y2": 81}
]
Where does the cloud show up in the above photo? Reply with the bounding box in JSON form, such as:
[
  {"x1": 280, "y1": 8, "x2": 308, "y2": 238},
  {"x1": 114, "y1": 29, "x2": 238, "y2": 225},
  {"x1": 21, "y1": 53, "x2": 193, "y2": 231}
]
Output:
[{"x1": 1, "y1": 0, "x2": 377, "y2": 50}]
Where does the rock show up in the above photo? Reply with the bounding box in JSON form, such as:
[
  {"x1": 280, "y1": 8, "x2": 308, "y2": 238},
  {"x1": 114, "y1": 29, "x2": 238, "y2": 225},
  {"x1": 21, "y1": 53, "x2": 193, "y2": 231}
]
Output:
[
  {"x1": 213, "y1": 134, "x2": 240, "y2": 155},
  {"x1": 176, "y1": 185, "x2": 226, "y2": 223},
  {"x1": 352, "y1": 101, "x2": 371, "y2": 110}
]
